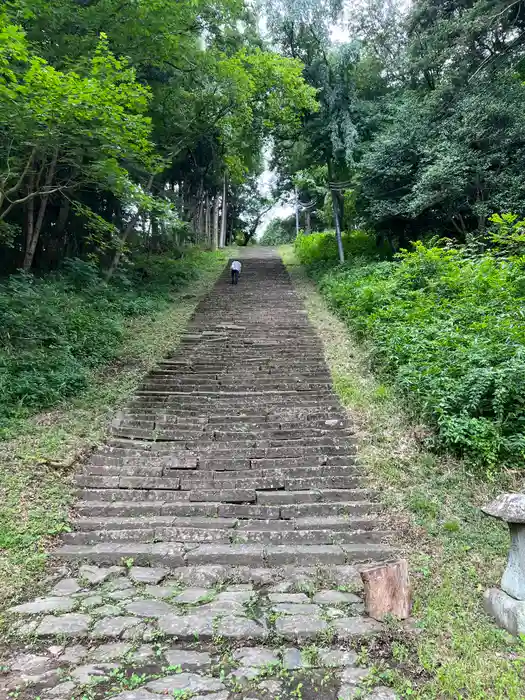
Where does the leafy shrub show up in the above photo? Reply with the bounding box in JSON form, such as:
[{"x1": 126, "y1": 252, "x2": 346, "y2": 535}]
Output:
[
  {"x1": 0, "y1": 250, "x2": 222, "y2": 434},
  {"x1": 303, "y1": 231, "x2": 525, "y2": 473},
  {"x1": 294, "y1": 229, "x2": 383, "y2": 265}
]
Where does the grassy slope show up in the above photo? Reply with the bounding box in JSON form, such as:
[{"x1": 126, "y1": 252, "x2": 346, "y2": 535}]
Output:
[
  {"x1": 281, "y1": 245, "x2": 525, "y2": 699},
  {"x1": 0, "y1": 252, "x2": 226, "y2": 615}
]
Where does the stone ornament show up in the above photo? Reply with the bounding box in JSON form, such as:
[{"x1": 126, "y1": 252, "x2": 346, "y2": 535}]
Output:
[{"x1": 481, "y1": 493, "x2": 525, "y2": 635}]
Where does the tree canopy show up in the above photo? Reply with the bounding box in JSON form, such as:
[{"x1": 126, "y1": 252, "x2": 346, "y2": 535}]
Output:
[
  {"x1": 0, "y1": 1, "x2": 316, "y2": 272},
  {"x1": 5, "y1": 0, "x2": 525, "y2": 268},
  {"x1": 265, "y1": 0, "x2": 525, "y2": 250}
]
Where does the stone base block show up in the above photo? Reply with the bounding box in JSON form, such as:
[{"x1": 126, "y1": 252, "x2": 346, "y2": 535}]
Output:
[{"x1": 483, "y1": 587, "x2": 525, "y2": 635}]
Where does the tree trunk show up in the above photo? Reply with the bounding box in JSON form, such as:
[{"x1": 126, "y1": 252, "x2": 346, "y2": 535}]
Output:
[
  {"x1": 23, "y1": 150, "x2": 58, "y2": 271},
  {"x1": 305, "y1": 210, "x2": 311, "y2": 235},
  {"x1": 197, "y1": 199, "x2": 205, "y2": 243},
  {"x1": 56, "y1": 197, "x2": 71, "y2": 236},
  {"x1": 106, "y1": 173, "x2": 154, "y2": 280},
  {"x1": 151, "y1": 216, "x2": 161, "y2": 252},
  {"x1": 205, "y1": 194, "x2": 211, "y2": 248},
  {"x1": 219, "y1": 172, "x2": 227, "y2": 249},
  {"x1": 212, "y1": 196, "x2": 219, "y2": 251},
  {"x1": 51, "y1": 197, "x2": 71, "y2": 267},
  {"x1": 24, "y1": 174, "x2": 35, "y2": 271},
  {"x1": 360, "y1": 560, "x2": 411, "y2": 621}
]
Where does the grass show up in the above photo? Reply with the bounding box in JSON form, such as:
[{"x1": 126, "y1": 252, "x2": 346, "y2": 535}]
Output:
[
  {"x1": 0, "y1": 251, "x2": 226, "y2": 615},
  {"x1": 280, "y1": 244, "x2": 525, "y2": 699}
]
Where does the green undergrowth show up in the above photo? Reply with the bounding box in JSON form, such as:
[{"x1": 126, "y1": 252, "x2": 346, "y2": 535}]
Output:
[
  {"x1": 295, "y1": 230, "x2": 525, "y2": 474},
  {"x1": 0, "y1": 249, "x2": 226, "y2": 613},
  {"x1": 294, "y1": 229, "x2": 389, "y2": 265},
  {"x1": 0, "y1": 250, "x2": 223, "y2": 436},
  {"x1": 282, "y1": 244, "x2": 525, "y2": 699}
]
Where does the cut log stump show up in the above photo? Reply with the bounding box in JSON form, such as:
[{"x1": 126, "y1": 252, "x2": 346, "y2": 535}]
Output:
[{"x1": 360, "y1": 559, "x2": 411, "y2": 621}]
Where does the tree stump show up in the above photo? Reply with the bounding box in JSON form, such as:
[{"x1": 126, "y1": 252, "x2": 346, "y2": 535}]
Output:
[{"x1": 360, "y1": 560, "x2": 411, "y2": 621}]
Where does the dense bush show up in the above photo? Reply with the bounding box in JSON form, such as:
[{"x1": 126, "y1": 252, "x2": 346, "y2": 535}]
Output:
[
  {"x1": 294, "y1": 230, "x2": 385, "y2": 265},
  {"x1": 0, "y1": 250, "x2": 222, "y2": 434},
  {"x1": 299, "y1": 230, "x2": 525, "y2": 472}
]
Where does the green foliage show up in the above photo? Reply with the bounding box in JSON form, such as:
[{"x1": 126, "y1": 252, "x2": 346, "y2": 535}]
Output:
[
  {"x1": 356, "y1": 78, "x2": 525, "y2": 242},
  {"x1": 301, "y1": 230, "x2": 525, "y2": 472},
  {"x1": 294, "y1": 230, "x2": 382, "y2": 265},
  {"x1": 0, "y1": 251, "x2": 220, "y2": 435},
  {"x1": 487, "y1": 213, "x2": 525, "y2": 258},
  {"x1": 1, "y1": 1, "x2": 318, "y2": 271},
  {"x1": 260, "y1": 218, "x2": 296, "y2": 246},
  {"x1": 0, "y1": 23, "x2": 155, "y2": 210}
]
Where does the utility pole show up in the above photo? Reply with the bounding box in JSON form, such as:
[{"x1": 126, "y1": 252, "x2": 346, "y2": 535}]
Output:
[{"x1": 331, "y1": 188, "x2": 345, "y2": 264}]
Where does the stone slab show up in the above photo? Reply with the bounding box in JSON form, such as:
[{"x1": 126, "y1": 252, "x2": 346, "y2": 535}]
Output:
[
  {"x1": 164, "y1": 649, "x2": 211, "y2": 671},
  {"x1": 10, "y1": 597, "x2": 76, "y2": 615},
  {"x1": 146, "y1": 673, "x2": 225, "y2": 693},
  {"x1": 124, "y1": 599, "x2": 174, "y2": 617},
  {"x1": 90, "y1": 616, "x2": 141, "y2": 638},
  {"x1": 275, "y1": 615, "x2": 328, "y2": 641},
  {"x1": 36, "y1": 614, "x2": 91, "y2": 637},
  {"x1": 129, "y1": 567, "x2": 168, "y2": 584}
]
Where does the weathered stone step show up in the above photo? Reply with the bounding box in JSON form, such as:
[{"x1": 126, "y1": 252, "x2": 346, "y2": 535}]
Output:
[
  {"x1": 280, "y1": 501, "x2": 381, "y2": 518},
  {"x1": 72, "y1": 515, "x2": 238, "y2": 531},
  {"x1": 135, "y1": 389, "x2": 334, "y2": 398},
  {"x1": 256, "y1": 488, "x2": 375, "y2": 505},
  {"x1": 198, "y1": 445, "x2": 357, "y2": 459},
  {"x1": 76, "y1": 489, "x2": 192, "y2": 502},
  {"x1": 63, "y1": 525, "x2": 391, "y2": 546},
  {"x1": 80, "y1": 463, "x2": 361, "y2": 482},
  {"x1": 53, "y1": 541, "x2": 395, "y2": 567},
  {"x1": 112, "y1": 417, "x2": 352, "y2": 434},
  {"x1": 143, "y1": 375, "x2": 333, "y2": 385},
  {"x1": 88, "y1": 447, "x2": 357, "y2": 468},
  {"x1": 127, "y1": 399, "x2": 343, "y2": 411},
  {"x1": 71, "y1": 514, "x2": 381, "y2": 533},
  {"x1": 54, "y1": 542, "x2": 186, "y2": 566},
  {"x1": 76, "y1": 486, "x2": 375, "y2": 506},
  {"x1": 178, "y1": 475, "x2": 367, "y2": 491},
  {"x1": 74, "y1": 499, "x2": 380, "y2": 520}
]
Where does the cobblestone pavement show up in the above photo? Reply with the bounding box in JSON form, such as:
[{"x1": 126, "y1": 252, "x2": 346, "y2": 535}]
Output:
[{"x1": 2, "y1": 253, "x2": 398, "y2": 700}]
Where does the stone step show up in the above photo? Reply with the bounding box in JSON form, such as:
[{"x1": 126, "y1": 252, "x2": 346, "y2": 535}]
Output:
[
  {"x1": 88, "y1": 450, "x2": 358, "y2": 469},
  {"x1": 74, "y1": 499, "x2": 380, "y2": 519},
  {"x1": 75, "y1": 480, "x2": 372, "y2": 501},
  {"x1": 54, "y1": 542, "x2": 186, "y2": 566},
  {"x1": 280, "y1": 501, "x2": 381, "y2": 518},
  {"x1": 63, "y1": 526, "x2": 392, "y2": 546},
  {"x1": 73, "y1": 515, "x2": 238, "y2": 531},
  {"x1": 132, "y1": 392, "x2": 336, "y2": 402},
  {"x1": 255, "y1": 489, "x2": 375, "y2": 505},
  {"x1": 53, "y1": 541, "x2": 395, "y2": 567},
  {"x1": 179, "y1": 476, "x2": 367, "y2": 491},
  {"x1": 141, "y1": 378, "x2": 333, "y2": 388},
  {"x1": 71, "y1": 514, "x2": 381, "y2": 532},
  {"x1": 79, "y1": 463, "x2": 362, "y2": 481},
  {"x1": 114, "y1": 416, "x2": 349, "y2": 431}
]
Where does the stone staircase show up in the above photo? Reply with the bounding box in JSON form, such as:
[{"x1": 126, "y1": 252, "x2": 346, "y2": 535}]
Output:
[
  {"x1": 57, "y1": 255, "x2": 394, "y2": 569},
  {"x1": 4, "y1": 252, "x2": 400, "y2": 700}
]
